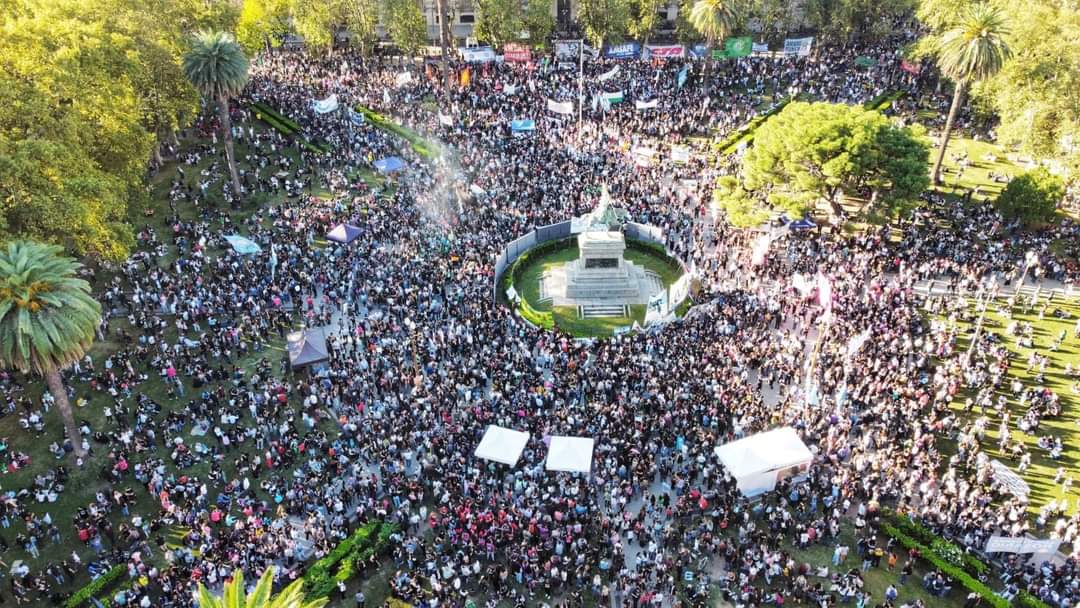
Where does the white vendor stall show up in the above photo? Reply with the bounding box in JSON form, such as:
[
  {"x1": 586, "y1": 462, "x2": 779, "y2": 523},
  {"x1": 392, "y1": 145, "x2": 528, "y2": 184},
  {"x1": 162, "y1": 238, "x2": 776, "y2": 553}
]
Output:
[
  {"x1": 474, "y1": 425, "x2": 530, "y2": 467},
  {"x1": 714, "y1": 427, "x2": 813, "y2": 498},
  {"x1": 545, "y1": 436, "x2": 595, "y2": 473}
]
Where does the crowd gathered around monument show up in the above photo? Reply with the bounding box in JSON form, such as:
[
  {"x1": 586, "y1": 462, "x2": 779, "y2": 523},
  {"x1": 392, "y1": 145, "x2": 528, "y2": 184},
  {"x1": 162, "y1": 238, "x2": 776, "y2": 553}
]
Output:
[{"x1": 3, "y1": 22, "x2": 1080, "y2": 608}]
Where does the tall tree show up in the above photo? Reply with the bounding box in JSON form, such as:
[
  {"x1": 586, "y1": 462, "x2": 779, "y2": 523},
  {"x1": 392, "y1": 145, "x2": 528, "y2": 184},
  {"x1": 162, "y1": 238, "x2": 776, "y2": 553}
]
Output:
[
  {"x1": 385, "y1": 0, "x2": 429, "y2": 56},
  {"x1": 475, "y1": 0, "x2": 522, "y2": 47},
  {"x1": 0, "y1": 242, "x2": 102, "y2": 459},
  {"x1": 182, "y1": 31, "x2": 250, "y2": 199},
  {"x1": 629, "y1": 0, "x2": 667, "y2": 43},
  {"x1": 236, "y1": 0, "x2": 293, "y2": 54},
  {"x1": 523, "y1": 0, "x2": 555, "y2": 45},
  {"x1": 439, "y1": 0, "x2": 454, "y2": 92},
  {"x1": 929, "y1": 3, "x2": 1011, "y2": 184},
  {"x1": 197, "y1": 568, "x2": 327, "y2": 608},
  {"x1": 688, "y1": 0, "x2": 737, "y2": 85},
  {"x1": 739, "y1": 101, "x2": 929, "y2": 219},
  {"x1": 577, "y1": 0, "x2": 633, "y2": 48}
]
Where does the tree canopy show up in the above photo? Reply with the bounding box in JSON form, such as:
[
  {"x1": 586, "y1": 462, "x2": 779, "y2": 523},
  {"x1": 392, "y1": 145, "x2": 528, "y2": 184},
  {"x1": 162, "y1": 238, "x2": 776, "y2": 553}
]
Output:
[
  {"x1": 0, "y1": 0, "x2": 234, "y2": 260},
  {"x1": 732, "y1": 101, "x2": 929, "y2": 220},
  {"x1": 384, "y1": 0, "x2": 429, "y2": 56},
  {"x1": 995, "y1": 167, "x2": 1065, "y2": 226}
]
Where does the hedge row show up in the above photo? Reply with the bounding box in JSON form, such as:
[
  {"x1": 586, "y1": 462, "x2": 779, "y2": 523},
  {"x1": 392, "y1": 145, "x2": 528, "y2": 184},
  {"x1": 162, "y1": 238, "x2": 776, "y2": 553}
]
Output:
[
  {"x1": 714, "y1": 96, "x2": 794, "y2": 155},
  {"x1": 302, "y1": 521, "x2": 396, "y2": 599},
  {"x1": 355, "y1": 105, "x2": 435, "y2": 159},
  {"x1": 884, "y1": 510, "x2": 988, "y2": 576},
  {"x1": 64, "y1": 564, "x2": 126, "y2": 608},
  {"x1": 251, "y1": 102, "x2": 302, "y2": 134},
  {"x1": 864, "y1": 90, "x2": 905, "y2": 112},
  {"x1": 881, "y1": 522, "x2": 1011, "y2": 608}
]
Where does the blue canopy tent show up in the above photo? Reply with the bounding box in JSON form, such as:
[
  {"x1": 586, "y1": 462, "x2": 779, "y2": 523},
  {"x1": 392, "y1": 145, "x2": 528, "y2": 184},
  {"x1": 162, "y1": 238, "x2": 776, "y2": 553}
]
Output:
[
  {"x1": 510, "y1": 119, "x2": 536, "y2": 133},
  {"x1": 780, "y1": 214, "x2": 817, "y2": 231},
  {"x1": 326, "y1": 223, "x2": 363, "y2": 244},
  {"x1": 224, "y1": 235, "x2": 262, "y2": 255},
  {"x1": 373, "y1": 156, "x2": 405, "y2": 174}
]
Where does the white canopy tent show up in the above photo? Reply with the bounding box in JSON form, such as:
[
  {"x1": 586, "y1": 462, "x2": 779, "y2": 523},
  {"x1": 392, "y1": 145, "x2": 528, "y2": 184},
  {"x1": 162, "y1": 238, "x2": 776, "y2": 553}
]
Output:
[
  {"x1": 545, "y1": 436, "x2": 595, "y2": 473},
  {"x1": 714, "y1": 427, "x2": 813, "y2": 497},
  {"x1": 474, "y1": 426, "x2": 530, "y2": 466}
]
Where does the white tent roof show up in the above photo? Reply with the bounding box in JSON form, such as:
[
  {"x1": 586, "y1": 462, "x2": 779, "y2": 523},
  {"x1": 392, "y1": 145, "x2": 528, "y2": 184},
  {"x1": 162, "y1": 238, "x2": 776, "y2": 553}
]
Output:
[
  {"x1": 474, "y1": 425, "x2": 530, "y2": 466},
  {"x1": 545, "y1": 436, "x2": 595, "y2": 473},
  {"x1": 713, "y1": 427, "x2": 812, "y2": 478}
]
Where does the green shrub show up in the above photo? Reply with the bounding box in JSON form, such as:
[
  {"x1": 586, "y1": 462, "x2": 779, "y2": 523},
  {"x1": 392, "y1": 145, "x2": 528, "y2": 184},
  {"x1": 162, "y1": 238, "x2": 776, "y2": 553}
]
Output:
[
  {"x1": 880, "y1": 523, "x2": 1009, "y2": 608},
  {"x1": 863, "y1": 90, "x2": 905, "y2": 112},
  {"x1": 995, "y1": 167, "x2": 1065, "y2": 227},
  {"x1": 64, "y1": 565, "x2": 126, "y2": 608},
  {"x1": 1017, "y1": 591, "x2": 1052, "y2": 608},
  {"x1": 884, "y1": 511, "x2": 988, "y2": 576},
  {"x1": 251, "y1": 102, "x2": 302, "y2": 133},
  {"x1": 302, "y1": 521, "x2": 398, "y2": 599}
]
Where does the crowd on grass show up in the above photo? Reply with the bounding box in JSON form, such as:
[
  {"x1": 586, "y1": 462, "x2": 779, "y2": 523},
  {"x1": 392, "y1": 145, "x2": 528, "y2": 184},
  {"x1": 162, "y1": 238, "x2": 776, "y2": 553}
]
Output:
[{"x1": 2, "y1": 25, "x2": 1080, "y2": 608}]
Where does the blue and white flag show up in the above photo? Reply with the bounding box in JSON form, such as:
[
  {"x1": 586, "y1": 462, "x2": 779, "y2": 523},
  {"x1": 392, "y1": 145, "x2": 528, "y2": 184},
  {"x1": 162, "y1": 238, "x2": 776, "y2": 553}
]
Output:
[
  {"x1": 510, "y1": 119, "x2": 536, "y2": 132},
  {"x1": 348, "y1": 108, "x2": 365, "y2": 126},
  {"x1": 677, "y1": 64, "x2": 689, "y2": 89}
]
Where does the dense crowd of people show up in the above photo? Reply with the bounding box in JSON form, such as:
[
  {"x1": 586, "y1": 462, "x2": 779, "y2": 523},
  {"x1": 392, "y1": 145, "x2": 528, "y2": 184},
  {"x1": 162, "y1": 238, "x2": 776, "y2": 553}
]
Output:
[{"x1": 1, "y1": 26, "x2": 1079, "y2": 608}]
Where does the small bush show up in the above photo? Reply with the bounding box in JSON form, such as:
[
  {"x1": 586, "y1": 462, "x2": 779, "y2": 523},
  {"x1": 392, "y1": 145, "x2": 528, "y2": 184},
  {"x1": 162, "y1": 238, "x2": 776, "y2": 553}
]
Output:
[
  {"x1": 995, "y1": 167, "x2": 1065, "y2": 226},
  {"x1": 64, "y1": 565, "x2": 126, "y2": 608}
]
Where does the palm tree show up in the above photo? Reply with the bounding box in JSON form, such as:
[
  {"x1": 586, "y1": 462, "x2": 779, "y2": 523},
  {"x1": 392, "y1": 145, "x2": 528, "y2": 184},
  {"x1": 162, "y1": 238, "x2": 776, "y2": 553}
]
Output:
[
  {"x1": 0, "y1": 242, "x2": 102, "y2": 459},
  {"x1": 930, "y1": 3, "x2": 1011, "y2": 185},
  {"x1": 183, "y1": 31, "x2": 250, "y2": 198},
  {"x1": 196, "y1": 568, "x2": 327, "y2": 608},
  {"x1": 688, "y1": 0, "x2": 737, "y2": 87}
]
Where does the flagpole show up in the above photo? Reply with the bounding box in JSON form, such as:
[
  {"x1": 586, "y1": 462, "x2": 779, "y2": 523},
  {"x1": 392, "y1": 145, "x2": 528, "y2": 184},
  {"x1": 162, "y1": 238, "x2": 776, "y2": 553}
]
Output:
[{"x1": 577, "y1": 38, "x2": 584, "y2": 132}]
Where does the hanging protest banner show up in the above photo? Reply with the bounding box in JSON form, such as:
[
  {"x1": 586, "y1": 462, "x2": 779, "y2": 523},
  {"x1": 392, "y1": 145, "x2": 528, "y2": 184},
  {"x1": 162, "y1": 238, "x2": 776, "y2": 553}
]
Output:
[
  {"x1": 554, "y1": 40, "x2": 580, "y2": 59},
  {"x1": 459, "y1": 46, "x2": 496, "y2": 63},
  {"x1": 643, "y1": 44, "x2": 684, "y2": 58},
  {"x1": 712, "y1": 37, "x2": 752, "y2": 59},
  {"x1": 631, "y1": 145, "x2": 656, "y2": 167},
  {"x1": 597, "y1": 66, "x2": 620, "y2": 82},
  {"x1": 670, "y1": 145, "x2": 690, "y2": 163},
  {"x1": 635, "y1": 99, "x2": 659, "y2": 110},
  {"x1": 599, "y1": 91, "x2": 624, "y2": 104},
  {"x1": 669, "y1": 274, "x2": 692, "y2": 310},
  {"x1": 546, "y1": 99, "x2": 574, "y2": 115},
  {"x1": 438, "y1": 113, "x2": 453, "y2": 127},
  {"x1": 312, "y1": 94, "x2": 339, "y2": 114},
  {"x1": 985, "y1": 536, "x2": 1061, "y2": 555},
  {"x1": 604, "y1": 42, "x2": 640, "y2": 59},
  {"x1": 395, "y1": 72, "x2": 413, "y2": 86},
  {"x1": 989, "y1": 460, "x2": 1031, "y2": 498},
  {"x1": 752, "y1": 42, "x2": 770, "y2": 53},
  {"x1": 783, "y1": 37, "x2": 813, "y2": 57},
  {"x1": 504, "y1": 43, "x2": 531, "y2": 63}
]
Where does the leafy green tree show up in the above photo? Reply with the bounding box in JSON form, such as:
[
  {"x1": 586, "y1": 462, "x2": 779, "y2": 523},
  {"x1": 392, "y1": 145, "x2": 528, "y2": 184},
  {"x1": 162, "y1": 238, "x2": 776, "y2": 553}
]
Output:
[
  {"x1": 688, "y1": 0, "x2": 737, "y2": 84},
  {"x1": 804, "y1": 0, "x2": 912, "y2": 44},
  {"x1": 196, "y1": 568, "x2": 327, "y2": 608},
  {"x1": 476, "y1": 0, "x2": 523, "y2": 47},
  {"x1": 977, "y1": 0, "x2": 1079, "y2": 163},
  {"x1": 577, "y1": 0, "x2": 633, "y2": 47},
  {"x1": 629, "y1": 0, "x2": 667, "y2": 42},
  {"x1": 995, "y1": 167, "x2": 1065, "y2": 226},
  {"x1": 292, "y1": 0, "x2": 380, "y2": 55},
  {"x1": 713, "y1": 176, "x2": 769, "y2": 228},
  {"x1": 741, "y1": 101, "x2": 929, "y2": 219},
  {"x1": 183, "y1": 31, "x2": 250, "y2": 198},
  {"x1": 523, "y1": 0, "x2": 555, "y2": 45},
  {"x1": 236, "y1": 0, "x2": 293, "y2": 54},
  {"x1": 929, "y1": 3, "x2": 1011, "y2": 184},
  {"x1": 0, "y1": 241, "x2": 102, "y2": 459},
  {"x1": 385, "y1": 0, "x2": 429, "y2": 56}
]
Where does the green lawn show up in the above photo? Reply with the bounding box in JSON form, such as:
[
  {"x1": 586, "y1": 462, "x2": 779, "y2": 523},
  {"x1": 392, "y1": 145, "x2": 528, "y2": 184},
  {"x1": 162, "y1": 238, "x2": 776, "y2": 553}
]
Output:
[
  {"x1": 932, "y1": 136, "x2": 1025, "y2": 201},
  {"x1": 936, "y1": 292, "x2": 1080, "y2": 516},
  {"x1": 510, "y1": 239, "x2": 687, "y2": 337}
]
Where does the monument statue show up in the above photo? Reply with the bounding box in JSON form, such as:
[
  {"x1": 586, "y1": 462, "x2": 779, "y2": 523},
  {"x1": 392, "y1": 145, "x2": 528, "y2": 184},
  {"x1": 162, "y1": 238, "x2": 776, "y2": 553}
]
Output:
[{"x1": 580, "y1": 184, "x2": 629, "y2": 232}]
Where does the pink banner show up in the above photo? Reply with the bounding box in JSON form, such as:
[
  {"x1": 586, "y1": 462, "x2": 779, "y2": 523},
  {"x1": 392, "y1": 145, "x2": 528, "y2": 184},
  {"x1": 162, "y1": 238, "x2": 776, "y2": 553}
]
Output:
[{"x1": 504, "y1": 43, "x2": 531, "y2": 63}]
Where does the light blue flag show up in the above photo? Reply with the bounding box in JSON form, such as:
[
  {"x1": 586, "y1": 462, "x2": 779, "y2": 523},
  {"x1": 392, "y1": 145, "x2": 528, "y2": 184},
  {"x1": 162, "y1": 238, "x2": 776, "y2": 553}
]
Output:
[{"x1": 677, "y1": 64, "x2": 689, "y2": 89}]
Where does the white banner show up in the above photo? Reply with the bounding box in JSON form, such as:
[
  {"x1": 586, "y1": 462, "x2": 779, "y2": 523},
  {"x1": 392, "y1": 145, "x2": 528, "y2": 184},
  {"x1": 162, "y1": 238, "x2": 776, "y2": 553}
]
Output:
[
  {"x1": 845, "y1": 328, "x2": 872, "y2": 358},
  {"x1": 631, "y1": 145, "x2": 656, "y2": 167},
  {"x1": 395, "y1": 72, "x2": 413, "y2": 87},
  {"x1": 546, "y1": 99, "x2": 574, "y2": 115},
  {"x1": 503, "y1": 84, "x2": 518, "y2": 95},
  {"x1": 669, "y1": 274, "x2": 692, "y2": 311},
  {"x1": 598, "y1": 66, "x2": 620, "y2": 82},
  {"x1": 990, "y1": 459, "x2": 1031, "y2": 498},
  {"x1": 635, "y1": 99, "x2": 659, "y2": 110},
  {"x1": 312, "y1": 94, "x2": 339, "y2": 114},
  {"x1": 438, "y1": 113, "x2": 453, "y2": 127},
  {"x1": 752, "y1": 42, "x2": 770, "y2": 53},
  {"x1": 791, "y1": 273, "x2": 814, "y2": 297},
  {"x1": 670, "y1": 145, "x2": 690, "y2": 164},
  {"x1": 554, "y1": 40, "x2": 581, "y2": 59},
  {"x1": 783, "y1": 37, "x2": 813, "y2": 57},
  {"x1": 985, "y1": 536, "x2": 1062, "y2": 555},
  {"x1": 460, "y1": 46, "x2": 496, "y2": 63}
]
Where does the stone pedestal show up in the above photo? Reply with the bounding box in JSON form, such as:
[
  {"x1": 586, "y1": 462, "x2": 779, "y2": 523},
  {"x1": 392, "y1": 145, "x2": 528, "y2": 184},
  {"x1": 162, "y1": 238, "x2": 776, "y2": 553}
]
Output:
[{"x1": 564, "y1": 232, "x2": 643, "y2": 301}]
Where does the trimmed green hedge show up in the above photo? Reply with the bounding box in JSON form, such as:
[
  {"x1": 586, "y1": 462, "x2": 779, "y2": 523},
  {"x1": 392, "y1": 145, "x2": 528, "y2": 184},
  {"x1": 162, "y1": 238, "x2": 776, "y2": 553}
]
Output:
[
  {"x1": 252, "y1": 102, "x2": 302, "y2": 133},
  {"x1": 714, "y1": 97, "x2": 794, "y2": 155},
  {"x1": 864, "y1": 90, "x2": 905, "y2": 112},
  {"x1": 302, "y1": 521, "x2": 396, "y2": 599},
  {"x1": 64, "y1": 564, "x2": 126, "y2": 608},
  {"x1": 1018, "y1": 591, "x2": 1052, "y2": 608},
  {"x1": 355, "y1": 105, "x2": 435, "y2": 159},
  {"x1": 881, "y1": 522, "x2": 1009, "y2": 608},
  {"x1": 884, "y1": 510, "x2": 988, "y2": 577}
]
